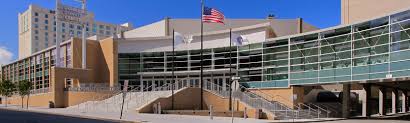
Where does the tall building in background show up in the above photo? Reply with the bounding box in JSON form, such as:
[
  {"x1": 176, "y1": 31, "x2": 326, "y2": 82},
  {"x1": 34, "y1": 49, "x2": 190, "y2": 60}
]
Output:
[
  {"x1": 18, "y1": 4, "x2": 133, "y2": 59},
  {"x1": 341, "y1": 0, "x2": 410, "y2": 25}
]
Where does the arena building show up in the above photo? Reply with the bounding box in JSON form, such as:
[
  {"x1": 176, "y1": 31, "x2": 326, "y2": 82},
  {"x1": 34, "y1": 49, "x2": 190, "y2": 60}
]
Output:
[{"x1": 2, "y1": 0, "x2": 410, "y2": 120}]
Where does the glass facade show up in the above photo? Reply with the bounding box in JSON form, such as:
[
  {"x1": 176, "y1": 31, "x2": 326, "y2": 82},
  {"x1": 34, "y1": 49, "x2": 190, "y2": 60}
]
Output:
[
  {"x1": 1, "y1": 43, "x2": 71, "y2": 90},
  {"x1": 118, "y1": 10, "x2": 410, "y2": 89}
]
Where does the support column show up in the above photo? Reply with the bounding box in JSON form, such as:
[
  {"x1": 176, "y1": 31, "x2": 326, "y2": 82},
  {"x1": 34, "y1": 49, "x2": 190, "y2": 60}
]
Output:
[
  {"x1": 342, "y1": 84, "x2": 351, "y2": 118},
  {"x1": 379, "y1": 87, "x2": 386, "y2": 116},
  {"x1": 401, "y1": 90, "x2": 407, "y2": 113},
  {"x1": 392, "y1": 89, "x2": 398, "y2": 114},
  {"x1": 405, "y1": 90, "x2": 410, "y2": 111},
  {"x1": 362, "y1": 84, "x2": 371, "y2": 117},
  {"x1": 406, "y1": 91, "x2": 409, "y2": 112}
]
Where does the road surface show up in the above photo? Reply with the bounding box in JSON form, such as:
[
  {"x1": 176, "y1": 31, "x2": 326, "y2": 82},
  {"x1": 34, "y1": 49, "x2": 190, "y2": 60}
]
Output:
[{"x1": 0, "y1": 108, "x2": 123, "y2": 123}]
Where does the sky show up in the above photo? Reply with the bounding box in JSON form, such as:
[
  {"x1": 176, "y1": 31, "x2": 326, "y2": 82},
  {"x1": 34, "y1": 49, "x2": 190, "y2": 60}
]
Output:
[{"x1": 0, "y1": 0, "x2": 341, "y2": 64}]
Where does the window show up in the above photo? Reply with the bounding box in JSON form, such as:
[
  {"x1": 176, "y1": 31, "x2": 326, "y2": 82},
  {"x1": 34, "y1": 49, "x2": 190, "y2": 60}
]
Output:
[
  {"x1": 44, "y1": 26, "x2": 48, "y2": 30},
  {"x1": 34, "y1": 24, "x2": 38, "y2": 28},
  {"x1": 45, "y1": 32, "x2": 48, "y2": 36},
  {"x1": 34, "y1": 18, "x2": 38, "y2": 22},
  {"x1": 99, "y1": 25, "x2": 104, "y2": 29},
  {"x1": 69, "y1": 24, "x2": 74, "y2": 29},
  {"x1": 45, "y1": 14, "x2": 48, "y2": 18},
  {"x1": 69, "y1": 30, "x2": 74, "y2": 36},
  {"x1": 44, "y1": 20, "x2": 48, "y2": 24},
  {"x1": 62, "y1": 23, "x2": 66, "y2": 27},
  {"x1": 34, "y1": 36, "x2": 39, "y2": 40},
  {"x1": 77, "y1": 25, "x2": 81, "y2": 30},
  {"x1": 34, "y1": 12, "x2": 38, "y2": 16},
  {"x1": 106, "y1": 26, "x2": 111, "y2": 30},
  {"x1": 62, "y1": 29, "x2": 65, "y2": 33},
  {"x1": 106, "y1": 31, "x2": 110, "y2": 35},
  {"x1": 34, "y1": 30, "x2": 39, "y2": 34}
]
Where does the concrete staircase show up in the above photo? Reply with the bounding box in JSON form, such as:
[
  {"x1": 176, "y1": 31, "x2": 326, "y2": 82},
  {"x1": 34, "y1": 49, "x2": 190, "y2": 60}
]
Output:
[
  {"x1": 201, "y1": 82, "x2": 331, "y2": 120},
  {"x1": 67, "y1": 81, "x2": 332, "y2": 120},
  {"x1": 67, "y1": 84, "x2": 179, "y2": 113}
]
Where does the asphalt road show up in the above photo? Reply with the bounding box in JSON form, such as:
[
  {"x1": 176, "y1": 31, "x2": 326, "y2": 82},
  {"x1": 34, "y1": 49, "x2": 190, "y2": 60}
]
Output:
[{"x1": 0, "y1": 109, "x2": 122, "y2": 123}]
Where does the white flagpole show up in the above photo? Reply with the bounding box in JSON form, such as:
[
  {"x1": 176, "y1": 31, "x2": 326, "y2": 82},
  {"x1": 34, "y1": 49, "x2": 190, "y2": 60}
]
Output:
[
  {"x1": 55, "y1": 0, "x2": 61, "y2": 67},
  {"x1": 81, "y1": 0, "x2": 87, "y2": 69}
]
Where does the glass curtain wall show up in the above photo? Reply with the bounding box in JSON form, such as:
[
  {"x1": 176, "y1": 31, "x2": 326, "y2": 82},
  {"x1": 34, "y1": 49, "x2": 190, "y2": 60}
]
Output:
[{"x1": 118, "y1": 9, "x2": 410, "y2": 89}]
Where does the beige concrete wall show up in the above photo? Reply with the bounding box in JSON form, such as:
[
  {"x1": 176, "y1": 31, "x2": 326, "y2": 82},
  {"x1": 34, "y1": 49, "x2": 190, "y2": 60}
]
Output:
[
  {"x1": 250, "y1": 86, "x2": 304, "y2": 109},
  {"x1": 137, "y1": 88, "x2": 272, "y2": 119},
  {"x1": 5, "y1": 93, "x2": 53, "y2": 107},
  {"x1": 4, "y1": 91, "x2": 116, "y2": 107},
  {"x1": 99, "y1": 38, "x2": 118, "y2": 87},
  {"x1": 65, "y1": 91, "x2": 116, "y2": 107},
  {"x1": 50, "y1": 67, "x2": 94, "y2": 108},
  {"x1": 341, "y1": 0, "x2": 410, "y2": 24},
  {"x1": 123, "y1": 20, "x2": 167, "y2": 38}
]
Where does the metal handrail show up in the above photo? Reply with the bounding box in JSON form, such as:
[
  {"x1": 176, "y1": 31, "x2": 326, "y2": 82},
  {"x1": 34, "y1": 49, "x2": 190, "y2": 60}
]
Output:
[
  {"x1": 310, "y1": 102, "x2": 341, "y2": 117},
  {"x1": 308, "y1": 103, "x2": 331, "y2": 115}
]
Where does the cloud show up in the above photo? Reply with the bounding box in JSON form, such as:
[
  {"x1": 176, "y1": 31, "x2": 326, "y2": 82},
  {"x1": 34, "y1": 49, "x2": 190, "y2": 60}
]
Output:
[{"x1": 0, "y1": 47, "x2": 13, "y2": 65}]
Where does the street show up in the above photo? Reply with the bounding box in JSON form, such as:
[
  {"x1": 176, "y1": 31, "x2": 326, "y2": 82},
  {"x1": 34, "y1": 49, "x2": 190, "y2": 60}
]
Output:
[{"x1": 0, "y1": 108, "x2": 122, "y2": 123}]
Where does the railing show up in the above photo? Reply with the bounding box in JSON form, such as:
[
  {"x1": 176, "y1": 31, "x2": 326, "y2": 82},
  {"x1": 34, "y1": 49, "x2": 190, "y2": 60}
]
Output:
[
  {"x1": 65, "y1": 83, "x2": 121, "y2": 92},
  {"x1": 67, "y1": 80, "x2": 331, "y2": 120},
  {"x1": 307, "y1": 103, "x2": 332, "y2": 118},
  {"x1": 200, "y1": 81, "x2": 296, "y2": 119},
  {"x1": 201, "y1": 81, "x2": 331, "y2": 120},
  {"x1": 30, "y1": 88, "x2": 50, "y2": 95}
]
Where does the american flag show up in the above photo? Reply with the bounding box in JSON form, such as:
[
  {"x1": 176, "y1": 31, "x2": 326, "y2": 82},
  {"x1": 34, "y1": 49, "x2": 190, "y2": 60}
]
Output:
[{"x1": 202, "y1": 7, "x2": 225, "y2": 24}]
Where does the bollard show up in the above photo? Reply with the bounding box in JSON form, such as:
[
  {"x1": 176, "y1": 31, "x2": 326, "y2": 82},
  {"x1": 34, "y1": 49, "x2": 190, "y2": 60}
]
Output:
[
  {"x1": 209, "y1": 105, "x2": 213, "y2": 120},
  {"x1": 244, "y1": 107, "x2": 247, "y2": 119},
  {"x1": 158, "y1": 102, "x2": 161, "y2": 114}
]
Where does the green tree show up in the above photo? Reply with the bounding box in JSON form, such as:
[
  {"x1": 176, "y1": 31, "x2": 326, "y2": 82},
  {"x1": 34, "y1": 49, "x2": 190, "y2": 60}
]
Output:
[
  {"x1": 17, "y1": 80, "x2": 31, "y2": 109},
  {"x1": 0, "y1": 80, "x2": 16, "y2": 107}
]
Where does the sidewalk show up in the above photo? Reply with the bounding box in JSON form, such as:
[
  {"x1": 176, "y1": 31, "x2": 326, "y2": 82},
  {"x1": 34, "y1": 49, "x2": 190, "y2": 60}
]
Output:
[{"x1": 0, "y1": 104, "x2": 340, "y2": 123}]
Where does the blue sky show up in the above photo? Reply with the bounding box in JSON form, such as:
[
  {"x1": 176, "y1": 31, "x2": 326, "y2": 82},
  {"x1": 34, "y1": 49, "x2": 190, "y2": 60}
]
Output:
[{"x1": 0, "y1": 0, "x2": 340, "y2": 63}]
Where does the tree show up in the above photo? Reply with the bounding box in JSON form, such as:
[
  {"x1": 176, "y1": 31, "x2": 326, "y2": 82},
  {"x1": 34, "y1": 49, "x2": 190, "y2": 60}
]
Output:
[
  {"x1": 17, "y1": 80, "x2": 31, "y2": 109},
  {"x1": 0, "y1": 80, "x2": 16, "y2": 107}
]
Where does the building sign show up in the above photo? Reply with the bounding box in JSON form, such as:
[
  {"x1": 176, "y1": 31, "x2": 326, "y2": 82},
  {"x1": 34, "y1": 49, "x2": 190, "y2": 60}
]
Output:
[
  {"x1": 386, "y1": 74, "x2": 393, "y2": 79},
  {"x1": 57, "y1": 3, "x2": 87, "y2": 24}
]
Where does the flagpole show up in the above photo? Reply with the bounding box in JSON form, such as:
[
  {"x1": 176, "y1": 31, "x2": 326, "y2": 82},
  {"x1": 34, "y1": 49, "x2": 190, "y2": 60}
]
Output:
[
  {"x1": 172, "y1": 29, "x2": 175, "y2": 110},
  {"x1": 55, "y1": 0, "x2": 61, "y2": 67},
  {"x1": 200, "y1": 0, "x2": 204, "y2": 110},
  {"x1": 229, "y1": 28, "x2": 232, "y2": 111}
]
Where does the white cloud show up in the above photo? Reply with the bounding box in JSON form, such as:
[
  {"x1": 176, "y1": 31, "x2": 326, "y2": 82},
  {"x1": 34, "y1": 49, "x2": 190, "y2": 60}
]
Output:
[{"x1": 0, "y1": 47, "x2": 13, "y2": 65}]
